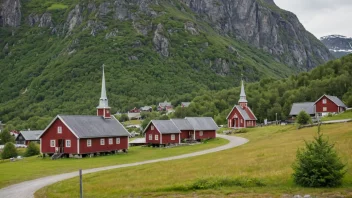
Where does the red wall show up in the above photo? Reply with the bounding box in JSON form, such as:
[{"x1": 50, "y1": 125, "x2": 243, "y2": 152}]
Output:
[
  {"x1": 41, "y1": 119, "x2": 78, "y2": 154},
  {"x1": 195, "y1": 130, "x2": 216, "y2": 140},
  {"x1": 145, "y1": 123, "x2": 161, "y2": 144},
  {"x1": 227, "y1": 107, "x2": 245, "y2": 128},
  {"x1": 161, "y1": 133, "x2": 180, "y2": 144},
  {"x1": 97, "y1": 108, "x2": 111, "y2": 118},
  {"x1": 180, "y1": 130, "x2": 193, "y2": 139},
  {"x1": 79, "y1": 136, "x2": 128, "y2": 154},
  {"x1": 246, "y1": 120, "x2": 256, "y2": 127},
  {"x1": 316, "y1": 96, "x2": 339, "y2": 113}
]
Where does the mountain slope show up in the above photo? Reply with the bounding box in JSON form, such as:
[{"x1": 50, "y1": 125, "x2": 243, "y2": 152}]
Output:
[
  {"x1": 0, "y1": 0, "x2": 333, "y2": 129},
  {"x1": 320, "y1": 35, "x2": 352, "y2": 58}
]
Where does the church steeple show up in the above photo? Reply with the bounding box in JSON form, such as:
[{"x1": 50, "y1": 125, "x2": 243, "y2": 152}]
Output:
[
  {"x1": 238, "y1": 79, "x2": 248, "y2": 108},
  {"x1": 97, "y1": 65, "x2": 111, "y2": 119}
]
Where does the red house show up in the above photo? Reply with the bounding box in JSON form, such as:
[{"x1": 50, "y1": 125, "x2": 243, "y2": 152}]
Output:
[
  {"x1": 39, "y1": 66, "x2": 130, "y2": 158},
  {"x1": 184, "y1": 117, "x2": 218, "y2": 140},
  {"x1": 314, "y1": 94, "x2": 347, "y2": 117},
  {"x1": 171, "y1": 119, "x2": 193, "y2": 139},
  {"x1": 15, "y1": 130, "x2": 42, "y2": 145},
  {"x1": 144, "y1": 120, "x2": 181, "y2": 145},
  {"x1": 227, "y1": 80, "x2": 257, "y2": 128}
]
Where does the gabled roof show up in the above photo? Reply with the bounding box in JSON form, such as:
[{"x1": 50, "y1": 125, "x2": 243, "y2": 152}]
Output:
[
  {"x1": 314, "y1": 94, "x2": 347, "y2": 108},
  {"x1": 39, "y1": 115, "x2": 130, "y2": 139},
  {"x1": 17, "y1": 130, "x2": 43, "y2": 141},
  {"x1": 148, "y1": 120, "x2": 181, "y2": 134},
  {"x1": 185, "y1": 117, "x2": 218, "y2": 130},
  {"x1": 181, "y1": 102, "x2": 191, "y2": 107},
  {"x1": 171, "y1": 119, "x2": 193, "y2": 130},
  {"x1": 226, "y1": 105, "x2": 257, "y2": 120},
  {"x1": 289, "y1": 102, "x2": 315, "y2": 115}
]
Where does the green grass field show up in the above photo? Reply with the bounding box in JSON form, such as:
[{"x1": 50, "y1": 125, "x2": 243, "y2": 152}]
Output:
[
  {"x1": 36, "y1": 123, "x2": 352, "y2": 198},
  {"x1": 322, "y1": 110, "x2": 352, "y2": 121},
  {"x1": 0, "y1": 138, "x2": 227, "y2": 188}
]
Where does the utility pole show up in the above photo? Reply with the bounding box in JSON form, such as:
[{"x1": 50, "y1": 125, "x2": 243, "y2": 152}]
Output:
[{"x1": 276, "y1": 113, "x2": 278, "y2": 125}]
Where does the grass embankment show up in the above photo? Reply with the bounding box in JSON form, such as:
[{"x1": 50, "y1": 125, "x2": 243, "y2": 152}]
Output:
[
  {"x1": 322, "y1": 110, "x2": 352, "y2": 121},
  {"x1": 0, "y1": 138, "x2": 227, "y2": 188},
  {"x1": 37, "y1": 123, "x2": 352, "y2": 197}
]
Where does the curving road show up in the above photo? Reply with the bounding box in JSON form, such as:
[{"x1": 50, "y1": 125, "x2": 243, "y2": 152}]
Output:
[{"x1": 0, "y1": 134, "x2": 248, "y2": 198}]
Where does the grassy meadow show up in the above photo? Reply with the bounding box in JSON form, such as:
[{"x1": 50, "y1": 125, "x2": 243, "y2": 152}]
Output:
[
  {"x1": 322, "y1": 110, "x2": 352, "y2": 121},
  {"x1": 0, "y1": 138, "x2": 227, "y2": 188},
  {"x1": 36, "y1": 123, "x2": 352, "y2": 197}
]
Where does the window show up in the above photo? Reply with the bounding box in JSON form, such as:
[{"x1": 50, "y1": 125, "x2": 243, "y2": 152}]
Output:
[
  {"x1": 323, "y1": 99, "x2": 327, "y2": 104},
  {"x1": 323, "y1": 107, "x2": 327, "y2": 112},
  {"x1": 171, "y1": 134, "x2": 175, "y2": 140},
  {"x1": 149, "y1": 134, "x2": 152, "y2": 140},
  {"x1": 50, "y1": 140, "x2": 55, "y2": 147},
  {"x1": 109, "y1": 138, "x2": 113, "y2": 145},
  {"x1": 57, "y1": 126, "x2": 62, "y2": 134},
  {"x1": 151, "y1": 125, "x2": 154, "y2": 130},
  {"x1": 241, "y1": 119, "x2": 243, "y2": 123},
  {"x1": 87, "y1": 139, "x2": 92, "y2": 147},
  {"x1": 66, "y1": 140, "x2": 71, "y2": 147},
  {"x1": 199, "y1": 131, "x2": 203, "y2": 136},
  {"x1": 116, "y1": 138, "x2": 120, "y2": 144},
  {"x1": 100, "y1": 138, "x2": 105, "y2": 145},
  {"x1": 155, "y1": 135, "x2": 159, "y2": 141}
]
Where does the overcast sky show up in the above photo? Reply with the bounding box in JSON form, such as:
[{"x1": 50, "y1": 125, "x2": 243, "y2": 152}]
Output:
[{"x1": 274, "y1": 0, "x2": 352, "y2": 38}]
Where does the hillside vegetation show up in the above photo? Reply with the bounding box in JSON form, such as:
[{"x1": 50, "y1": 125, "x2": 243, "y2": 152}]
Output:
[
  {"x1": 36, "y1": 123, "x2": 352, "y2": 197},
  {"x1": 0, "y1": 0, "x2": 333, "y2": 130}
]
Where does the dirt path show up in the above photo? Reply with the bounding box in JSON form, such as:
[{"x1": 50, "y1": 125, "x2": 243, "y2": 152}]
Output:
[{"x1": 0, "y1": 134, "x2": 248, "y2": 198}]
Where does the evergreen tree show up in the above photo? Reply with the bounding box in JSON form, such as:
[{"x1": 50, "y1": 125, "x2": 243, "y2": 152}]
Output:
[
  {"x1": 25, "y1": 142, "x2": 40, "y2": 157},
  {"x1": 0, "y1": 130, "x2": 15, "y2": 144},
  {"x1": 1, "y1": 142, "x2": 18, "y2": 159},
  {"x1": 292, "y1": 125, "x2": 346, "y2": 187},
  {"x1": 296, "y1": 110, "x2": 312, "y2": 125}
]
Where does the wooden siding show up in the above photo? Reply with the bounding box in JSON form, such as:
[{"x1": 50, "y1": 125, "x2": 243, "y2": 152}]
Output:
[
  {"x1": 145, "y1": 123, "x2": 161, "y2": 144},
  {"x1": 180, "y1": 130, "x2": 193, "y2": 139},
  {"x1": 161, "y1": 133, "x2": 180, "y2": 144},
  {"x1": 195, "y1": 130, "x2": 216, "y2": 140},
  {"x1": 315, "y1": 96, "x2": 339, "y2": 113},
  {"x1": 41, "y1": 119, "x2": 78, "y2": 154},
  {"x1": 79, "y1": 136, "x2": 128, "y2": 154},
  {"x1": 227, "y1": 107, "x2": 245, "y2": 128}
]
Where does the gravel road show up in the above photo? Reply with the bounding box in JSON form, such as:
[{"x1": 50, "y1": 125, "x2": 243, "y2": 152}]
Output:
[{"x1": 0, "y1": 134, "x2": 248, "y2": 198}]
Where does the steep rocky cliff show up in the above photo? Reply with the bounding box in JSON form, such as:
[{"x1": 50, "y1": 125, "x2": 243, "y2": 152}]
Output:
[
  {"x1": 321, "y1": 35, "x2": 352, "y2": 58},
  {"x1": 180, "y1": 0, "x2": 333, "y2": 70},
  {"x1": 0, "y1": 0, "x2": 21, "y2": 27}
]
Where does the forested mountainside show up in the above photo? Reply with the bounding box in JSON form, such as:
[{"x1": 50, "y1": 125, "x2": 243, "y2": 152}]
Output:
[
  {"x1": 0, "y1": 0, "x2": 333, "y2": 129},
  {"x1": 174, "y1": 54, "x2": 352, "y2": 124}
]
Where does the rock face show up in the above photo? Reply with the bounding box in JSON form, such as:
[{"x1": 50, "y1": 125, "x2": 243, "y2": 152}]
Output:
[
  {"x1": 153, "y1": 23, "x2": 169, "y2": 57},
  {"x1": 179, "y1": 0, "x2": 333, "y2": 70},
  {"x1": 320, "y1": 35, "x2": 352, "y2": 58},
  {"x1": 0, "y1": 0, "x2": 21, "y2": 27}
]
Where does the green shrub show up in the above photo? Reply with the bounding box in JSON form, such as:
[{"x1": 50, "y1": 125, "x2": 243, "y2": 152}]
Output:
[
  {"x1": 292, "y1": 125, "x2": 346, "y2": 187},
  {"x1": 1, "y1": 142, "x2": 18, "y2": 159},
  {"x1": 25, "y1": 142, "x2": 40, "y2": 157},
  {"x1": 296, "y1": 110, "x2": 312, "y2": 125}
]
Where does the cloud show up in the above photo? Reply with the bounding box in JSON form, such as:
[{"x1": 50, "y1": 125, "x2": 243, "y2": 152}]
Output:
[{"x1": 275, "y1": 0, "x2": 352, "y2": 38}]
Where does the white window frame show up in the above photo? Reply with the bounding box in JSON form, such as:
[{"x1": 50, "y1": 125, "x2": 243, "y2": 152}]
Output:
[
  {"x1": 171, "y1": 134, "x2": 175, "y2": 140},
  {"x1": 149, "y1": 134, "x2": 152, "y2": 140},
  {"x1": 100, "y1": 138, "x2": 105, "y2": 145},
  {"x1": 323, "y1": 107, "x2": 327, "y2": 112},
  {"x1": 50, "y1": 140, "x2": 55, "y2": 147},
  {"x1": 241, "y1": 119, "x2": 243, "y2": 123},
  {"x1": 109, "y1": 138, "x2": 113, "y2": 145},
  {"x1": 57, "y1": 126, "x2": 62, "y2": 134},
  {"x1": 199, "y1": 131, "x2": 203, "y2": 136},
  {"x1": 151, "y1": 125, "x2": 154, "y2": 130},
  {"x1": 87, "y1": 139, "x2": 92, "y2": 147},
  {"x1": 66, "y1": 140, "x2": 71, "y2": 147},
  {"x1": 155, "y1": 134, "x2": 159, "y2": 141},
  {"x1": 323, "y1": 99, "x2": 327, "y2": 104},
  {"x1": 116, "y1": 138, "x2": 120, "y2": 144}
]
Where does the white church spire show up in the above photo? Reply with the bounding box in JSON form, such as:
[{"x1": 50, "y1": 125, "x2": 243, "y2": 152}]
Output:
[
  {"x1": 238, "y1": 77, "x2": 248, "y2": 105},
  {"x1": 97, "y1": 64, "x2": 109, "y2": 108}
]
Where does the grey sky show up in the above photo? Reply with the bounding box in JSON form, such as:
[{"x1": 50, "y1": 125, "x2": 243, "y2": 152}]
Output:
[{"x1": 274, "y1": 0, "x2": 352, "y2": 38}]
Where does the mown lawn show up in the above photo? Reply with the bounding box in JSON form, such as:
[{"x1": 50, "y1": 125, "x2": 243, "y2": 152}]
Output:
[
  {"x1": 0, "y1": 138, "x2": 227, "y2": 188},
  {"x1": 322, "y1": 110, "x2": 352, "y2": 121},
  {"x1": 36, "y1": 123, "x2": 352, "y2": 198}
]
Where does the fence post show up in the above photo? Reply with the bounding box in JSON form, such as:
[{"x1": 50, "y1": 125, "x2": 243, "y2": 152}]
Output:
[{"x1": 79, "y1": 169, "x2": 83, "y2": 198}]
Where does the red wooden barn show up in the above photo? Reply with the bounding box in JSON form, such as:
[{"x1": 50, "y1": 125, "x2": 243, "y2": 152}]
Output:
[
  {"x1": 184, "y1": 117, "x2": 218, "y2": 140},
  {"x1": 15, "y1": 130, "x2": 42, "y2": 145},
  {"x1": 227, "y1": 80, "x2": 257, "y2": 128},
  {"x1": 314, "y1": 94, "x2": 347, "y2": 117},
  {"x1": 39, "y1": 66, "x2": 130, "y2": 158},
  {"x1": 171, "y1": 119, "x2": 194, "y2": 140},
  {"x1": 144, "y1": 120, "x2": 181, "y2": 145}
]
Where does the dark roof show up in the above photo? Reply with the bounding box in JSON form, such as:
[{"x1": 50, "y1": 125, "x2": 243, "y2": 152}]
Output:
[
  {"x1": 52, "y1": 115, "x2": 130, "y2": 138},
  {"x1": 18, "y1": 130, "x2": 43, "y2": 141},
  {"x1": 227, "y1": 105, "x2": 257, "y2": 120},
  {"x1": 171, "y1": 119, "x2": 193, "y2": 130},
  {"x1": 325, "y1": 95, "x2": 347, "y2": 107},
  {"x1": 185, "y1": 117, "x2": 218, "y2": 130},
  {"x1": 151, "y1": 120, "x2": 181, "y2": 134},
  {"x1": 289, "y1": 102, "x2": 315, "y2": 115}
]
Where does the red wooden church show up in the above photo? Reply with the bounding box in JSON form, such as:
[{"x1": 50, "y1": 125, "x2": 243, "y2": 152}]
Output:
[
  {"x1": 39, "y1": 66, "x2": 130, "y2": 158},
  {"x1": 227, "y1": 80, "x2": 257, "y2": 128}
]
